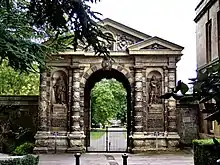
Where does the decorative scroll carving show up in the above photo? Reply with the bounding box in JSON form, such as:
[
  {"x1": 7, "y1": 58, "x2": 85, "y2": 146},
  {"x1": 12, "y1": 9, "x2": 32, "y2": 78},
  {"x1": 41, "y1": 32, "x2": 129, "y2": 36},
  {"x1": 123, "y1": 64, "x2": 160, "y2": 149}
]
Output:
[
  {"x1": 116, "y1": 35, "x2": 134, "y2": 51},
  {"x1": 148, "y1": 75, "x2": 161, "y2": 104}
]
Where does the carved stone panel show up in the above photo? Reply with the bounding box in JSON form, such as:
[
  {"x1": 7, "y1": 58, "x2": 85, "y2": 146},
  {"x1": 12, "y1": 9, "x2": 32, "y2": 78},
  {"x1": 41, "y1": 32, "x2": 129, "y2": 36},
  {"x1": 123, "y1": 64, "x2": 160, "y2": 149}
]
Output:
[
  {"x1": 116, "y1": 34, "x2": 135, "y2": 51},
  {"x1": 51, "y1": 104, "x2": 67, "y2": 131}
]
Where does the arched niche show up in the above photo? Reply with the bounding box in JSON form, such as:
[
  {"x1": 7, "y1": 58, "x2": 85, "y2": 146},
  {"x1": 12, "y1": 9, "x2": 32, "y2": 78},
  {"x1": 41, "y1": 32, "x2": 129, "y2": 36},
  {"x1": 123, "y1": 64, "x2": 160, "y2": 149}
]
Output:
[
  {"x1": 51, "y1": 70, "x2": 68, "y2": 105},
  {"x1": 147, "y1": 71, "x2": 162, "y2": 105},
  {"x1": 104, "y1": 32, "x2": 115, "y2": 51}
]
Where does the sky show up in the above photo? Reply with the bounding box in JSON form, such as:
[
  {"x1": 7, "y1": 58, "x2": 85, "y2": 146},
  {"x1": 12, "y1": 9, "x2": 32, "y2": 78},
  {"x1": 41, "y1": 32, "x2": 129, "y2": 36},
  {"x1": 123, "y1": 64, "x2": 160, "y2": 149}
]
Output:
[{"x1": 91, "y1": 0, "x2": 200, "y2": 84}]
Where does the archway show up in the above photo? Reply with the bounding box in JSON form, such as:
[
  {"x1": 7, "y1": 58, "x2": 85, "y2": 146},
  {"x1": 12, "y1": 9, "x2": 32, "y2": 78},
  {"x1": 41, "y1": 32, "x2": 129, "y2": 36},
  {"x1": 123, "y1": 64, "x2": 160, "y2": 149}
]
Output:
[{"x1": 83, "y1": 68, "x2": 132, "y2": 152}]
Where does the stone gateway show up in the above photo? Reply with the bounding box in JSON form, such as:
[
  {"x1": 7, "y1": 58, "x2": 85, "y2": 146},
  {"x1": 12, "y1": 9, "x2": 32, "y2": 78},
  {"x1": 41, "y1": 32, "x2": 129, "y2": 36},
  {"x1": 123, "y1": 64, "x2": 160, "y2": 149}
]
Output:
[{"x1": 34, "y1": 18, "x2": 184, "y2": 153}]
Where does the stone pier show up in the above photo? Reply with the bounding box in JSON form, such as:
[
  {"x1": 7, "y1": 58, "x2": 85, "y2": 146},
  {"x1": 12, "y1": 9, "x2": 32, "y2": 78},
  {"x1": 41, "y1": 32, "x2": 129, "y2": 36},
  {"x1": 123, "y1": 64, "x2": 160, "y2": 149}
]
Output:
[{"x1": 34, "y1": 18, "x2": 183, "y2": 153}]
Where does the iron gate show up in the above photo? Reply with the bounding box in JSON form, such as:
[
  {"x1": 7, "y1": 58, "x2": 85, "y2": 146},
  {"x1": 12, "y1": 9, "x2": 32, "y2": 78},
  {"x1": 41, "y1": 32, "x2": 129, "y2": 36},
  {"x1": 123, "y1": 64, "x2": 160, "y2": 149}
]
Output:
[{"x1": 86, "y1": 127, "x2": 128, "y2": 152}]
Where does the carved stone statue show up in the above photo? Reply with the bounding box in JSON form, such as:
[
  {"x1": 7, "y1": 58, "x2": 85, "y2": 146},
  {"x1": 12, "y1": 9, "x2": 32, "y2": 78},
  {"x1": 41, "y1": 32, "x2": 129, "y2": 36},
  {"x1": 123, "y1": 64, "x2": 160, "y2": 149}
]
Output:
[
  {"x1": 53, "y1": 76, "x2": 66, "y2": 104},
  {"x1": 101, "y1": 57, "x2": 112, "y2": 70},
  {"x1": 148, "y1": 75, "x2": 161, "y2": 104}
]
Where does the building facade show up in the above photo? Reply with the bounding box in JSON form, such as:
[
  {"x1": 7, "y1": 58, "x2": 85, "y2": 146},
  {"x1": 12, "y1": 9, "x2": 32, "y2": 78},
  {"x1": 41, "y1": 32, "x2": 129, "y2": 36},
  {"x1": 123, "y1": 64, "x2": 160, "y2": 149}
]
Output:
[
  {"x1": 195, "y1": 0, "x2": 220, "y2": 137},
  {"x1": 34, "y1": 18, "x2": 184, "y2": 153}
]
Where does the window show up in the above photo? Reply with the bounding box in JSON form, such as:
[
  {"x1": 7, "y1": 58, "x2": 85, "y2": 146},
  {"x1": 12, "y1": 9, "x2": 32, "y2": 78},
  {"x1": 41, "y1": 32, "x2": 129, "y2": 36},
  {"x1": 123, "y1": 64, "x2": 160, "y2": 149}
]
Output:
[{"x1": 206, "y1": 20, "x2": 212, "y2": 63}]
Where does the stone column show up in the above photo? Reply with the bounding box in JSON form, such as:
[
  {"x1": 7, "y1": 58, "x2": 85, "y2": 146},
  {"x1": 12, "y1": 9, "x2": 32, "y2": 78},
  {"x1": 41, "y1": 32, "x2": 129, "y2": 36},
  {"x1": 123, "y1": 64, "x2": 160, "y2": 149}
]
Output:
[
  {"x1": 167, "y1": 68, "x2": 180, "y2": 148},
  {"x1": 163, "y1": 67, "x2": 169, "y2": 133},
  {"x1": 168, "y1": 69, "x2": 177, "y2": 132},
  {"x1": 134, "y1": 66, "x2": 144, "y2": 133},
  {"x1": 34, "y1": 69, "x2": 50, "y2": 153},
  {"x1": 68, "y1": 68, "x2": 73, "y2": 132},
  {"x1": 39, "y1": 71, "x2": 48, "y2": 131},
  {"x1": 68, "y1": 67, "x2": 85, "y2": 152}
]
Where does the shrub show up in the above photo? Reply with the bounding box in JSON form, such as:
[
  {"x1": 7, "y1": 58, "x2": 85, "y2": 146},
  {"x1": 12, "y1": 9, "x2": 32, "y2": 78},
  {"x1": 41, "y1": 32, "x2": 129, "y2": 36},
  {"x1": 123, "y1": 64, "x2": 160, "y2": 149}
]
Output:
[
  {"x1": 0, "y1": 154, "x2": 39, "y2": 165},
  {"x1": 13, "y1": 142, "x2": 35, "y2": 156},
  {"x1": 193, "y1": 139, "x2": 220, "y2": 165}
]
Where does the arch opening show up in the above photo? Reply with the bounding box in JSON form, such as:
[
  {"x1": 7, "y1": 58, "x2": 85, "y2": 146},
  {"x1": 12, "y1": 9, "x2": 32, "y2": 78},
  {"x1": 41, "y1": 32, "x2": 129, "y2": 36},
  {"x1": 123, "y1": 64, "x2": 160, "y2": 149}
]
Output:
[{"x1": 83, "y1": 68, "x2": 132, "y2": 152}]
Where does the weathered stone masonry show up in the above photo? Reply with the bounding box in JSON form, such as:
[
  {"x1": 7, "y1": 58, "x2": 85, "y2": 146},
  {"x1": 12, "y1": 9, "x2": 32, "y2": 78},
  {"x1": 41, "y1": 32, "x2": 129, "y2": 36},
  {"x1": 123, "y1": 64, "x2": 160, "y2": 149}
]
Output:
[{"x1": 34, "y1": 18, "x2": 184, "y2": 153}]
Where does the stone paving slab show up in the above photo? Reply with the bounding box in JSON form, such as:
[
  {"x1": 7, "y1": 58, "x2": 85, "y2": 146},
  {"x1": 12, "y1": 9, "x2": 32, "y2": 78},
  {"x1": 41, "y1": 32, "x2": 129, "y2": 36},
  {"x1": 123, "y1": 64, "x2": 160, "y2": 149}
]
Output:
[{"x1": 38, "y1": 152, "x2": 194, "y2": 165}]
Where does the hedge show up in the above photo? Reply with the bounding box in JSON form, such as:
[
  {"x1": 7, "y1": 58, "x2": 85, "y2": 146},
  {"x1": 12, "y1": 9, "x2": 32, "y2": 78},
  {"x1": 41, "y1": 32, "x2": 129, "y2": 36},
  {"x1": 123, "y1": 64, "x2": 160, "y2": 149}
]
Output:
[
  {"x1": 0, "y1": 154, "x2": 39, "y2": 165},
  {"x1": 193, "y1": 139, "x2": 220, "y2": 165},
  {"x1": 13, "y1": 142, "x2": 35, "y2": 156}
]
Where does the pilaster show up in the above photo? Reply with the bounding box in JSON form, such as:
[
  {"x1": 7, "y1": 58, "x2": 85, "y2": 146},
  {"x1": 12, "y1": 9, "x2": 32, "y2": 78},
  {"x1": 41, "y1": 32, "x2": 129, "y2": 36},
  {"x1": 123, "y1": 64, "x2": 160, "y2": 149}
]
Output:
[
  {"x1": 68, "y1": 67, "x2": 85, "y2": 152},
  {"x1": 34, "y1": 69, "x2": 50, "y2": 153},
  {"x1": 168, "y1": 69, "x2": 178, "y2": 133},
  {"x1": 134, "y1": 66, "x2": 144, "y2": 134}
]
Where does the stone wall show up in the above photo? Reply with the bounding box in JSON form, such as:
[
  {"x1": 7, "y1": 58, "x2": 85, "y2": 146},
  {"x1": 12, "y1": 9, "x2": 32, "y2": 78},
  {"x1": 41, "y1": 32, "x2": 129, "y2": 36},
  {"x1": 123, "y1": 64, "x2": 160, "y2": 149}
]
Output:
[
  {"x1": 0, "y1": 96, "x2": 38, "y2": 152},
  {"x1": 176, "y1": 103, "x2": 199, "y2": 145},
  {"x1": 0, "y1": 96, "x2": 38, "y2": 129}
]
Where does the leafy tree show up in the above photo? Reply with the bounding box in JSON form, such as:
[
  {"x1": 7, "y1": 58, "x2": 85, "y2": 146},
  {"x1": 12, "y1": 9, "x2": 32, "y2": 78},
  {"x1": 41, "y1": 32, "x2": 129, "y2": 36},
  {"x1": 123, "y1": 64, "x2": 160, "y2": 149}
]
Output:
[
  {"x1": 0, "y1": 60, "x2": 39, "y2": 95},
  {"x1": 160, "y1": 60, "x2": 220, "y2": 124},
  {"x1": 108, "y1": 80, "x2": 127, "y2": 124},
  {"x1": 1, "y1": 0, "x2": 113, "y2": 72},
  {"x1": 91, "y1": 79, "x2": 127, "y2": 127}
]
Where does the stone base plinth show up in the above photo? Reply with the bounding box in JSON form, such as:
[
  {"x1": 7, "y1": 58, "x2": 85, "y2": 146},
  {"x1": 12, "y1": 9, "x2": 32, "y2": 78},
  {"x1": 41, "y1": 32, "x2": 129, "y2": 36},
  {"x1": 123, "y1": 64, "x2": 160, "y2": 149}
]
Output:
[
  {"x1": 67, "y1": 132, "x2": 85, "y2": 153},
  {"x1": 34, "y1": 131, "x2": 85, "y2": 153},
  {"x1": 131, "y1": 132, "x2": 180, "y2": 153},
  {"x1": 34, "y1": 131, "x2": 68, "y2": 153}
]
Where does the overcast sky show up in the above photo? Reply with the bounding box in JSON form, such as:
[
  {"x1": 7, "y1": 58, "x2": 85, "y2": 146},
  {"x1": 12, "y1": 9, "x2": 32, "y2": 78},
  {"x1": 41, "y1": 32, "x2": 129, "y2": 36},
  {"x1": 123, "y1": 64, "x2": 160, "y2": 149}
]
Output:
[{"x1": 91, "y1": 0, "x2": 200, "y2": 84}]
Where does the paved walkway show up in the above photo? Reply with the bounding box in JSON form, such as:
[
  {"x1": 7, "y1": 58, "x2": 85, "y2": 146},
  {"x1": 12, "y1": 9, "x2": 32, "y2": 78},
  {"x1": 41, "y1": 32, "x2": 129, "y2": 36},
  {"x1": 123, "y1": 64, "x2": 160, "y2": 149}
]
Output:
[{"x1": 39, "y1": 152, "x2": 194, "y2": 165}]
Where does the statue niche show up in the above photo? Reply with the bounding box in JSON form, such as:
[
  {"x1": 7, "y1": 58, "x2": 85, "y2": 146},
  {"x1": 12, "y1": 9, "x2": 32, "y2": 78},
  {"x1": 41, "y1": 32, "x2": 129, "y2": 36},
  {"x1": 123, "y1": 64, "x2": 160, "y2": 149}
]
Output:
[
  {"x1": 50, "y1": 70, "x2": 68, "y2": 132},
  {"x1": 52, "y1": 71, "x2": 67, "y2": 105},
  {"x1": 147, "y1": 72, "x2": 162, "y2": 105}
]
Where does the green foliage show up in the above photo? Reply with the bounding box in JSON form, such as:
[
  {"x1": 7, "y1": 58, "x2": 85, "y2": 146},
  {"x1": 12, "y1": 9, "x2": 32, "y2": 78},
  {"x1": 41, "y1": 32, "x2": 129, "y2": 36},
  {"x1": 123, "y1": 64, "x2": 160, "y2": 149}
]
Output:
[
  {"x1": 13, "y1": 142, "x2": 34, "y2": 156},
  {"x1": 28, "y1": 0, "x2": 114, "y2": 56},
  {"x1": 0, "y1": 0, "x2": 54, "y2": 72},
  {"x1": 0, "y1": 154, "x2": 39, "y2": 165},
  {"x1": 193, "y1": 139, "x2": 220, "y2": 165},
  {"x1": 90, "y1": 129, "x2": 105, "y2": 140},
  {"x1": 160, "y1": 60, "x2": 220, "y2": 123},
  {"x1": 0, "y1": 0, "x2": 112, "y2": 72},
  {"x1": 0, "y1": 105, "x2": 36, "y2": 154},
  {"x1": 91, "y1": 79, "x2": 127, "y2": 127},
  {"x1": 0, "y1": 60, "x2": 39, "y2": 95}
]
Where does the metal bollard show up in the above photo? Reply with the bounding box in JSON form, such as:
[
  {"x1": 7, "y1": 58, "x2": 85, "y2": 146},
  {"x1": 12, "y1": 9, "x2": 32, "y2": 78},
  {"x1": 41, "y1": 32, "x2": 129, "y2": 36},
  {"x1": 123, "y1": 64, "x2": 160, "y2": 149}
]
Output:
[
  {"x1": 122, "y1": 153, "x2": 128, "y2": 165},
  {"x1": 217, "y1": 159, "x2": 220, "y2": 164},
  {"x1": 75, "y1": 153, "x2": 81, "y2": 165},
  {"x1": 54, "y1": 132, "x2": 58, "y2": 154}
]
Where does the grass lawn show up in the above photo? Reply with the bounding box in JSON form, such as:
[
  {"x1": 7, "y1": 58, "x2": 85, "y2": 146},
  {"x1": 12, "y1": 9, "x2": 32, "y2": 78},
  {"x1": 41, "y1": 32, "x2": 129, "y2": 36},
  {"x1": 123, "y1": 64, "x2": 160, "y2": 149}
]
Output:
[{"x1": 90, "y1": 129, "x2": 105, "y2": 140}]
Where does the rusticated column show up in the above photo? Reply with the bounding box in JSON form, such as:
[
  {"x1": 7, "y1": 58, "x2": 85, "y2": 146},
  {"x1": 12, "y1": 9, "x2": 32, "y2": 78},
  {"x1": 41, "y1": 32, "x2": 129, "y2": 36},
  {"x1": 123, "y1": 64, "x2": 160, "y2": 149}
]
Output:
[
  {"x1": 39, "y1": 70, "x2": 48, "y2": 131},
  {"x1": 68, "y1": 68, "x2": 73, "y2": 132},
  {"x1": 72, "y1": 68, "x2": 81, "y2": 133},
  {"x1": 163, "y1": 67, "x2": 169, "y2": 133},
  {"x1": 34, "y1": 69, "x2": 50, "y2": 153},
  {"x1": 68, "y1": 67, "x2": 85, "y2": 152},
  {"x1": 134, "y1": 66, "x2": 144, "y2": 133},
  {"x1": 167, "y1": 69, "x2": 177, "y2": 132}
]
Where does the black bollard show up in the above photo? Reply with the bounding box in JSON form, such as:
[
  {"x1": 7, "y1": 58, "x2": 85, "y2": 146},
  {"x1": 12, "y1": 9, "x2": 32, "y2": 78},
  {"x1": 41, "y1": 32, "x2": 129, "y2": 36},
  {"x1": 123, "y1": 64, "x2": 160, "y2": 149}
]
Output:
[
  {"x1": 122, "y1": 153, "x2": 128, "y2": 165},
  {"x1": 75, "y1": 153, "x2": 81, "y2": 165}
]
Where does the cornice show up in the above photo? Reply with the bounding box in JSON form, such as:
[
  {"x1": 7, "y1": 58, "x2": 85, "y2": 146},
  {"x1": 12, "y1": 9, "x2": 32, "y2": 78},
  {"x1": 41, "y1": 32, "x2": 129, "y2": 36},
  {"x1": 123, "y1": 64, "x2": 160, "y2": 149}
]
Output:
[{"x1": 194, "y1": 0, "x2": 218, "y2": 23}]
